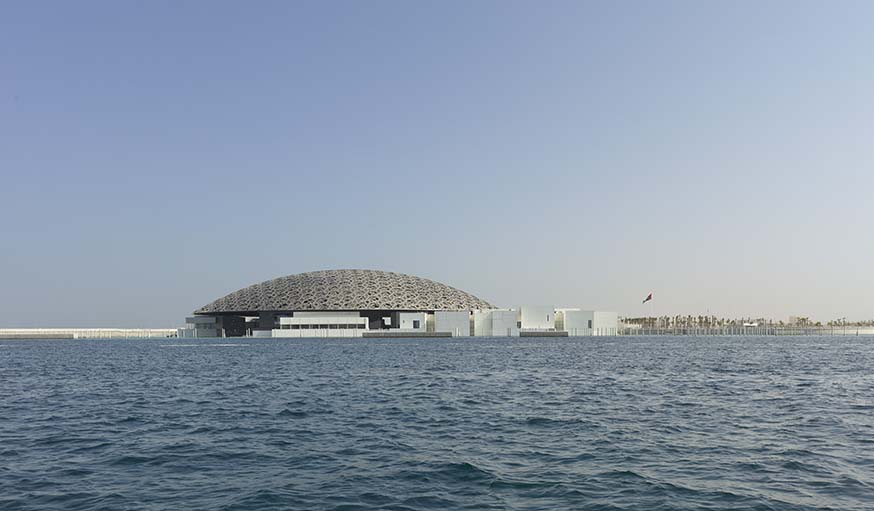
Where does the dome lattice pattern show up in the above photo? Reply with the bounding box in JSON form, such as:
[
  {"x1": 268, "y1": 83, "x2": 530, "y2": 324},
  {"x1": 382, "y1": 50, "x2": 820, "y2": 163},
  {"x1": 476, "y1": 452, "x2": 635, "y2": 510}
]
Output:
[{"x1": 195, "y1": 269, "x2": 494, "y2": 314}]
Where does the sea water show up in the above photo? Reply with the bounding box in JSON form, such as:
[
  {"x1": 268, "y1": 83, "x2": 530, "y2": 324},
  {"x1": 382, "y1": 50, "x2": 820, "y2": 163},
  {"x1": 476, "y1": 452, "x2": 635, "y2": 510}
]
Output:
[{"x1": 1, "y1": 336, "x2": 872, "y2": 510}]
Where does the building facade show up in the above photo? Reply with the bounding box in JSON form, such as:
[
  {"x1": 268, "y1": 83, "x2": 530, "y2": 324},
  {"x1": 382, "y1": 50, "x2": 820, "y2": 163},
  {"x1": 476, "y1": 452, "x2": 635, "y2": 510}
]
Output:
[{"x1": 180, "y1": 269, "x2": 618, "y2": 338}]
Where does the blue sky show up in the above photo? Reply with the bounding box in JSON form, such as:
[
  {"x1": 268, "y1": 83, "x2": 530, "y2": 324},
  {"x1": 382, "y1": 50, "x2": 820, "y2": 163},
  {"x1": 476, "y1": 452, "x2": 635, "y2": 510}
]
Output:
[{"x1": 2, "y1": 1, "x2": 872, "y2": 326}]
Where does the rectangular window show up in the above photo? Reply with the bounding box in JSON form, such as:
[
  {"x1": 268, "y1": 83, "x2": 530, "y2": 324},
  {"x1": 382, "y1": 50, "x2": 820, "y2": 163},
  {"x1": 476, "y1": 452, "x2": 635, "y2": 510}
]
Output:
[
  {"x1": 588, "y1": 320, "x2": 593, "y2": 329},
  {"x1": 413, "y1": 320, "x2": 420, "y2": 329},
  {"x1": 292, "y1": 324, "x2": 301, "y2": 330}
]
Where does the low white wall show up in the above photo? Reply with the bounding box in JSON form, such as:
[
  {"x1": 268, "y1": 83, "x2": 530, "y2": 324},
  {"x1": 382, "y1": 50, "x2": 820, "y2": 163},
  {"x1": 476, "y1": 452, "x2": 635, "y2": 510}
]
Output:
[
  {"x1": 272, "y1": 329, "x2": 363, "y2": 338},
  {"x1": 279, "y1": 315, "x2": 368, "y2": 328},
  {"x1": 0, "y1": 328, "x2": 177, "y2": 339}
]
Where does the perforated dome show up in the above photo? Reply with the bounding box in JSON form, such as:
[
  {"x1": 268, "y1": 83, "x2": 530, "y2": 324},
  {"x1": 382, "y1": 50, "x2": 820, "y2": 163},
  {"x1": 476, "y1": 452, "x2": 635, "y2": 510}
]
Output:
[{"x1": 195, "y1": 269, "x2": 494, "y2": 314}]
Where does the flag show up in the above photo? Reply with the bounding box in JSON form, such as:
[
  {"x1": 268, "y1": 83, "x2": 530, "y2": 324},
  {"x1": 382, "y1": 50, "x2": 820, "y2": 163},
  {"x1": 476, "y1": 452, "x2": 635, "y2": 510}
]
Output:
[{"x1": 642, "y1": 292, "x2": 653, "y2": 304}]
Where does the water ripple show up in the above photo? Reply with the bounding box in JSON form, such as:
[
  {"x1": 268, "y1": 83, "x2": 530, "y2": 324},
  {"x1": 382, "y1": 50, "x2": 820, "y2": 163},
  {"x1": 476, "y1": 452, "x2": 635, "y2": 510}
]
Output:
[{"x1": 1, "y1": 336, "x2": 873, "y2": 510}]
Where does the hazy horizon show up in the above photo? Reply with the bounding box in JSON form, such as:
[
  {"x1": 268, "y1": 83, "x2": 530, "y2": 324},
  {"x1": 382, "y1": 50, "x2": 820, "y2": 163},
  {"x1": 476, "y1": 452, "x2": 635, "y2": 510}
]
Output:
[{"x1": 2, "y1": 1, "x2": 873, "y2": 327}]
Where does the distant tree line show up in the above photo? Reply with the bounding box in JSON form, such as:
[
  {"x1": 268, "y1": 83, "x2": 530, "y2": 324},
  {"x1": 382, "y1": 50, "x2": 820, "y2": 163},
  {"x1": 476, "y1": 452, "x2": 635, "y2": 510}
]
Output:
[
  {"x1": 617, "y1": 315, "x2": 874, "y2": 328},
  {"x1": 824, "y1": 318, "x2": 874, "y2": 327},
  {"x1": 622, "y1": 316, "x2": 874, "y2": 328}
]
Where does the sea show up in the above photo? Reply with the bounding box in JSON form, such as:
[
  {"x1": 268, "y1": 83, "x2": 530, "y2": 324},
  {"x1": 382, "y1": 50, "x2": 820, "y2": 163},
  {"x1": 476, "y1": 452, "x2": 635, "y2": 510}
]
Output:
[{"x1": 1, "y1": 336, "x2": 872, "y2": 510}]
